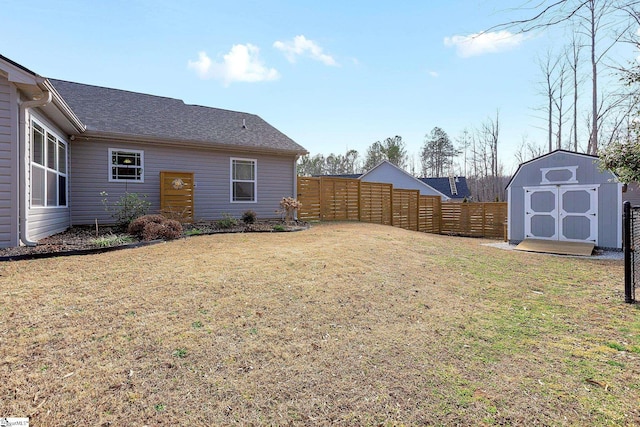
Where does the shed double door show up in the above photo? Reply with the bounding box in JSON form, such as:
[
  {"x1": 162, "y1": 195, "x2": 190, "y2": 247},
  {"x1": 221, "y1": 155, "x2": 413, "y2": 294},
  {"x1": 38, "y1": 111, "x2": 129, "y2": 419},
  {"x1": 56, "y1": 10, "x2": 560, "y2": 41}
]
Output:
[{"x1": 524, "y1": 185, "x2": 598, "y2": 244}]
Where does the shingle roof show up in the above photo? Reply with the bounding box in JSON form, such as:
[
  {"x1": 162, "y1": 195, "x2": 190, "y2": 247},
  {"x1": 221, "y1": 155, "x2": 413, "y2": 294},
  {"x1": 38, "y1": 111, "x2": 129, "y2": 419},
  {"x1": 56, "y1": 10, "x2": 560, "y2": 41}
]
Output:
[
  {"x1": 418, "y1": 177, "x2": 471, "y2": 200},
  {"x1": 49, "y1": 79, "x2": 307, "y2": 154}
]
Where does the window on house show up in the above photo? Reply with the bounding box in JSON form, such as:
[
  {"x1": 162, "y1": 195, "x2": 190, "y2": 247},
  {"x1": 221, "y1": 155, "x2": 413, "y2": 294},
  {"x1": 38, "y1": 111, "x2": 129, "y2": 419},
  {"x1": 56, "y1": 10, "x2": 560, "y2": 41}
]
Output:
[
  {"x1": 30, "y1": 120, "x2": 67, "y2": 207},
  {"x1": 109, "y1": 149, "x2": 144, "y2": 182},
  {"x1": 231, "y1": 158, "x2": 256, "y2": 202}
]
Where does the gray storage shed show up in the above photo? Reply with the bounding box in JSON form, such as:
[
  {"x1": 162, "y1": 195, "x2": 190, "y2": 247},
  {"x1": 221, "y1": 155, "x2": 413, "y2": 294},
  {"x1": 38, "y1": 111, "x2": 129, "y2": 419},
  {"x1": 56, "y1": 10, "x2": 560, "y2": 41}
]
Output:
[{"x1": 506, "y1": 150, "x2": 622, "y2": 249}]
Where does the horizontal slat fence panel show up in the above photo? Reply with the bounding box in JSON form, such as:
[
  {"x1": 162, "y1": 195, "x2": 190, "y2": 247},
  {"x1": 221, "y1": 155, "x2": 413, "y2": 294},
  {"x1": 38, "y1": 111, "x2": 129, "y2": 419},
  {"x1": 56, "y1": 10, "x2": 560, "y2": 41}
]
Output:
[
  {"x1": 419, "y1": 196, "x2": 441, "y2": 234},
  {"x1": 393, "y1": 189, "x2": 420, "y2": 231},
  {"x1": 160, "y1": 171, "x2": 194, "y2": 222},
  {"x1": 482, "y1": 202, "x2": 508, "y2": 238},
  {"x1": 360, "y1": 181, "x2": 393, "y2": 225},
  {"x1": 321, "y1": 178, "x2": 360, "y2": 221},
  {"x1": 297, "y1": 177, "x2": 321, "y2": 220},
  {"x1": 296, "y1": 176, "x2": 506, "y2": 239}
]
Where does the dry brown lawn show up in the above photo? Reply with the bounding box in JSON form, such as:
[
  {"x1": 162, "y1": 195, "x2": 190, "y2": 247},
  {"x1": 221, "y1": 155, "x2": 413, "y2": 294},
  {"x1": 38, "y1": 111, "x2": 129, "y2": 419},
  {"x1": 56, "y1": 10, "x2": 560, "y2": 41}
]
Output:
[{"x1": 0, "y1": 222, "x2": 637, "y2": 426}]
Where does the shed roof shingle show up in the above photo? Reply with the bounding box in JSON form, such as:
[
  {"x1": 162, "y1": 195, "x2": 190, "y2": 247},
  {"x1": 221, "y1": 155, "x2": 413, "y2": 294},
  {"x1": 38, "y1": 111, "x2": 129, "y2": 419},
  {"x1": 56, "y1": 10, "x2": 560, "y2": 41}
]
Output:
[{"x1": 49, "y1": 79, "x2": 307, "y2": 154}]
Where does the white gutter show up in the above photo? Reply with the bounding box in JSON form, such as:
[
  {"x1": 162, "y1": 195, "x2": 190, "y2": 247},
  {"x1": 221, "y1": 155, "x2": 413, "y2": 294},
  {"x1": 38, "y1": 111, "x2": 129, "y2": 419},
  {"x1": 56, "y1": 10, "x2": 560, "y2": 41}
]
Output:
[
  {"x1": 293, "y1": 156, "x2": 300, "y2": 220},
  {"x1": 18, "y1": 91, "x2": 52, "y2": 246},
  {"x1": 42, "y1": 80, "x2": 86, "y2": 133}
]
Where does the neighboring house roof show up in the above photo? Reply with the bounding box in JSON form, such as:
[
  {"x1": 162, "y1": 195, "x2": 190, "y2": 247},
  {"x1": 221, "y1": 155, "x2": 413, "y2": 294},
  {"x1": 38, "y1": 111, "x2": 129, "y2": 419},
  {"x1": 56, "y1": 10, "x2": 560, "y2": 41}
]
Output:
[
  {"x1": 318, "y1": 162, "x2": 472, "y2": 200},
  {"x1": 359, "y1": 160, "x2": 450, "y2": 200},
  {"x1": 49, "y1": 79, "x2": 307, "y2": 155},
  {"x1": 418, "y1": 177, "x2": 471, "y2": 200}
]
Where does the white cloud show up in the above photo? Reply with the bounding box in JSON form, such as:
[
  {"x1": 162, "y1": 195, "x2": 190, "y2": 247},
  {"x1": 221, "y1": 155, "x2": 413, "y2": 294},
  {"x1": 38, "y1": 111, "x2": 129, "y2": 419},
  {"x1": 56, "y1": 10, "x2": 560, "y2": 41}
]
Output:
[
  {"x1": 443, "y1": 31, "x2": 526, "y2": 58},
  {"x1": 273, "y1": 35, "x2": 338, "y2": 66},
  {"x1": 187, "y1": 45, "x2": 280, "y2": 85},
  {"x1": 428, "y1": 70, "x2": 439, "y2": 78}
]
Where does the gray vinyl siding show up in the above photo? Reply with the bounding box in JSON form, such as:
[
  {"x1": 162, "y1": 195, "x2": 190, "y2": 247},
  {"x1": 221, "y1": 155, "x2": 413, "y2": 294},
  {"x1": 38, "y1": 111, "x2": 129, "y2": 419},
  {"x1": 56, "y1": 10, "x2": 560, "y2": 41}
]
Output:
[
  {"x1": 507, "y1": 151, "x2": 621, "y2": 248},
  {"x1": 0, "y1": 76, "x2": 18, "y2": 247},
  {"x1": 26, "y1": 207, "x2": 70, "y2": 241},
  {"x1": 25, "y1": 111, "x2": 71, "y2": 241},
  {"x1": 70, "y1": 140, "x2": 297, "y2": 225}
]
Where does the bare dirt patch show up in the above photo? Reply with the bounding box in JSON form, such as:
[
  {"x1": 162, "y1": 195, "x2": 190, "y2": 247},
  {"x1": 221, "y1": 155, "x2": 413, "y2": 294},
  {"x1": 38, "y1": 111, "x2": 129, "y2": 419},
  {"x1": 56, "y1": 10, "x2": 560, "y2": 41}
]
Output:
[{"x1": 0, "y1": 222, "x2": 636, "y2": 425}]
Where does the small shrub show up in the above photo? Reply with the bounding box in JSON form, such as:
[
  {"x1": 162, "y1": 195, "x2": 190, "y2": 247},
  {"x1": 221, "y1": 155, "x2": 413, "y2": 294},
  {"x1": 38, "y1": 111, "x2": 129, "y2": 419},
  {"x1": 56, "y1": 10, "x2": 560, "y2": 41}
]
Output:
[
  {"x1": 128, "y1": 214, "x2": 166, "y2": 236},
  {"x1": 272, "y1": 224, "x2": 285, "y2": 232},
  {"x1": 101, "y1": 191, "x2": 151, "y2": 228},
  {"x1": 279, "y1": 197, "x2": 302, "y2": 224},
  {"x1": 241, "y1": 210, "x2": 257, "y2": 224},
  {"x1": 142, "y1": 220, "x2": 183, "y2": 241},
  {"x1": 217, "y1": 213, "x2": 238, "y2": 229},
  {"x1": 128, "y1": 214, "x2": 183, "y2": 241}
]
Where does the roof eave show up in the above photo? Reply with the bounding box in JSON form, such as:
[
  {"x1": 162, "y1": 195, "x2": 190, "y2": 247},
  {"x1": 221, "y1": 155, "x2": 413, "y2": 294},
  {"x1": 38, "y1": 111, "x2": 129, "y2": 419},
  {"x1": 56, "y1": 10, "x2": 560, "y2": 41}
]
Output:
[
  {"x1": 41, "y1": 79, "x2": 86, "y2": 133},
  {"x1": 76, "y1": 130, "x2": 308, "y2": 156}
]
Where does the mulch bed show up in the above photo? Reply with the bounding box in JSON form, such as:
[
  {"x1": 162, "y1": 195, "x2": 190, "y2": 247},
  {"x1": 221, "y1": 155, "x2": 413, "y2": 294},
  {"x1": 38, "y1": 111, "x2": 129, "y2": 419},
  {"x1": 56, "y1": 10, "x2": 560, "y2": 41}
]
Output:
[{"x1": 0, "y1": 220, "x2": 308, "y2": 260}]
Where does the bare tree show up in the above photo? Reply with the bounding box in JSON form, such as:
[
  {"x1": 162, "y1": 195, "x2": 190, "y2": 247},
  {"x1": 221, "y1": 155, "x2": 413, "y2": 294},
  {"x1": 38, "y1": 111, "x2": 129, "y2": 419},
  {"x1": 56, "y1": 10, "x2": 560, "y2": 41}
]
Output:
[
  {"x1": 468, "y1": 112, "x2": 504, "y2": 201},
  {"x1": 455, "y1": 129, "x2": 472, "y2": 177},
  {"x1": 486, "y1": 0, "x2": 636, "y2": 154},
  {"x1": 515, "y1": 135, "x2": 545, "y2": 164},
  {"x1": 553, "y1": 58, "x2": 570, "y2": 150},
  {"x1": 567, "y1": 28, "x2": 584, "y2": 151},
  {"x1": 537, "y1": 50, "x2": 562, "y2": 152}
]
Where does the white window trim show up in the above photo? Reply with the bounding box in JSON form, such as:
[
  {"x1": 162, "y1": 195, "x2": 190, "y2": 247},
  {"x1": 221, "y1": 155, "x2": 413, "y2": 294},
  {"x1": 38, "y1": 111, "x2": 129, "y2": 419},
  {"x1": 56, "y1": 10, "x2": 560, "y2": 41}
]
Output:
[
  {"x1": 30, "y1": 118, "x2": 68, "y2": 208},
  {"x1": 108, "y1": 148, "x2": 145, "y2": 183},
  {"x1": 230, "y1": 157, "x2": 257, "y2": 203}
]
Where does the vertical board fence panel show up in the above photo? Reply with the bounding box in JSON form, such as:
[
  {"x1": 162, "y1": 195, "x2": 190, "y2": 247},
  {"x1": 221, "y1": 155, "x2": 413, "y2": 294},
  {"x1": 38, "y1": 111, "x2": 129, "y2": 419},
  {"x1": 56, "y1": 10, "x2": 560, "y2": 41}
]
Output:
[{"x1": 296, "y1": 176, "x2": 506, "y2": 239}]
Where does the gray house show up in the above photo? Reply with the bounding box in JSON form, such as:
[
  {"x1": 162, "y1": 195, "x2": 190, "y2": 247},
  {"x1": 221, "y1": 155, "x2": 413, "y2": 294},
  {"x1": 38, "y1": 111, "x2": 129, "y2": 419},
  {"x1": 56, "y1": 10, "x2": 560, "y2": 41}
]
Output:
[
  {"x1": 506, "y1": 150, "x2": 622, "y2": 249},
  {"x1": 359, "y1": 160, "x2": 451, "y2": 200},
  {"x1": 0, "y1": 54, "x2": 307, "y2": 248}
]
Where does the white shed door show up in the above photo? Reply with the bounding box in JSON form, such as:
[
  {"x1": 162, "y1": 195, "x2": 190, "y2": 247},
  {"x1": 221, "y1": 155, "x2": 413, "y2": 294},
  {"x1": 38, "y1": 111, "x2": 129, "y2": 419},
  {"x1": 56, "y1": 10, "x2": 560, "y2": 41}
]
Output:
[{"x1": 524, "y1": 185, "x2": 598, "y2": 244}]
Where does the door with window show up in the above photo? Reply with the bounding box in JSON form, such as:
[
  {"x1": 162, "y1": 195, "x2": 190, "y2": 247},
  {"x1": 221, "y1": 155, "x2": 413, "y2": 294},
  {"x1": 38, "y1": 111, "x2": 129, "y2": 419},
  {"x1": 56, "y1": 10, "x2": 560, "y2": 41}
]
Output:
[{"x1": 524, "y1": 185, "x2": 598, "y2": 244}]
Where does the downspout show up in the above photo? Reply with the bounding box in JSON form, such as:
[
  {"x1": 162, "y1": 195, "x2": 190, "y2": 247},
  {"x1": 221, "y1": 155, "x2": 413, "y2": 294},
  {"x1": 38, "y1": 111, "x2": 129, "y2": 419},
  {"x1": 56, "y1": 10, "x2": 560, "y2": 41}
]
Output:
[
  {"x1": 293, "y1": 155, "x2": 300, "y2": 220},
  {"x1": 18, "y1": 91, "x2": 52, "y2": 246}
]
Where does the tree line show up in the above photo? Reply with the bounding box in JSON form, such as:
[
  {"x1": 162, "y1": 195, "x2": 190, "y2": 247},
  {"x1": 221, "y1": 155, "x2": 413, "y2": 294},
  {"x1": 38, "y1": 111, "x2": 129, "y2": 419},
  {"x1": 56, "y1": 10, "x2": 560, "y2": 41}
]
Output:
[{"x1": 297, "y1": 114, "x2": 505, "y2": 202}]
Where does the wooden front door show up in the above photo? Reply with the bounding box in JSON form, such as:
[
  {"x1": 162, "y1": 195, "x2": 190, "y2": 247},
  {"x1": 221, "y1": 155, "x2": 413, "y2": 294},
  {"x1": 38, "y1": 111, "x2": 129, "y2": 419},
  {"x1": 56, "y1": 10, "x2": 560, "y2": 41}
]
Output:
[
  {"x1": 524, "y1": 185, "x2": 598, "y2": 244},
  {"x1": 160, "y1": 171, "x2": 194, "y2": 223}
]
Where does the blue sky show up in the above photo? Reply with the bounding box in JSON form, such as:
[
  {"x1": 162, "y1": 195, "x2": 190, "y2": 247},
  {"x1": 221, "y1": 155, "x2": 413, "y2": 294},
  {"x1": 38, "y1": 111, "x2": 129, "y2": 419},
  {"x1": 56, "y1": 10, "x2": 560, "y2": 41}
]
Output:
[{"x1": 1, "y1": 1, "x2": 634, "y2": 175}]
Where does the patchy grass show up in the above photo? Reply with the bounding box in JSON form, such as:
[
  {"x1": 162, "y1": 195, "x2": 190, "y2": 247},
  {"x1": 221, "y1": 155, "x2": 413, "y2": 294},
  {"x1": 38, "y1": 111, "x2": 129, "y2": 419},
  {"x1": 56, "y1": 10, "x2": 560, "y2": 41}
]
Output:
[
  {"x1": 0, "y1": 222, "x2": 637, "y2": 425},
  {"x1": 90, "y1": 234, "x2": 136, "y2": 248}
]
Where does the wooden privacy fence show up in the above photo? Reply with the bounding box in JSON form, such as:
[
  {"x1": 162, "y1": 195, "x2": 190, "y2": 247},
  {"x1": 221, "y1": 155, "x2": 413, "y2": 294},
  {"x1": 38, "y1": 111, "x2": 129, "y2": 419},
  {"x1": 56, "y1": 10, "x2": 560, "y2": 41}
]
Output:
[
  {"x1": 160, "y1": 171, "x2": 194, "y2": 223},
  {"x1": 297, "y1": 176, "x2": 507, "y2": 239}
]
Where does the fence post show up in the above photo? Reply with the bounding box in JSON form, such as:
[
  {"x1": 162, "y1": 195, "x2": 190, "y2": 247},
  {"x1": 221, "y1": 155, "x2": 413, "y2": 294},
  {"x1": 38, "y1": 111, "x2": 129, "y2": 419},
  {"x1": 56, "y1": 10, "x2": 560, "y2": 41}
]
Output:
[{"x1": 624, "y1": 201, "x2": 634, "y2": 304}]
